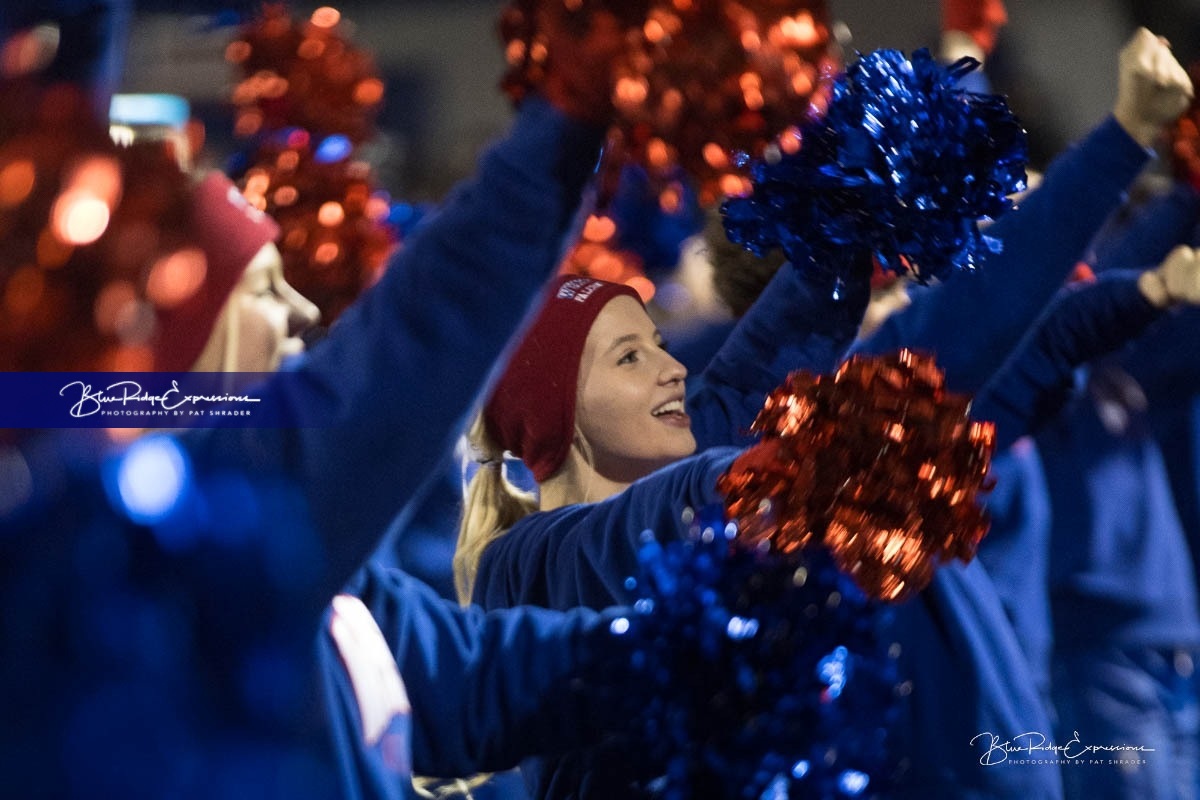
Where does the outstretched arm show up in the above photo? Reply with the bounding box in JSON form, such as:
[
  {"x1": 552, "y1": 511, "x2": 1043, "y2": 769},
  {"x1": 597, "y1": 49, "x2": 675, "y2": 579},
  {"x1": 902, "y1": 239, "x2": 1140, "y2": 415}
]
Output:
[
  {"x1": 855, "y1": 29, "x2": 1192, "y2": 394},
  {"x1": 474, "y1": 448, "x2": 741, "y2": 612},
  {"x1": 687, "y1": 264, "x2": 869, "y2": 450},
  {"x1": 974, "y1": 245, "x2": 1200, "y2": 449},
  {"x1": 184, "y1": 96, "x2": 607, "y2": 618},
  {"x1": 325, "y1": 564, "x2": 636, "y2": 779}
]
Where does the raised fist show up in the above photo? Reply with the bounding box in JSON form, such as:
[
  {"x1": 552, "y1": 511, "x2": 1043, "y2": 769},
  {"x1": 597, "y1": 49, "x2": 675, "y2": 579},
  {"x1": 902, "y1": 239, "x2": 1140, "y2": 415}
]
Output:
[
  {"x1": 1114, "y1": 27, "x2": 1194, "y2": 147},
  {"x1": 1139, "y1": 244, "x2": 1200, "y2": 306}
]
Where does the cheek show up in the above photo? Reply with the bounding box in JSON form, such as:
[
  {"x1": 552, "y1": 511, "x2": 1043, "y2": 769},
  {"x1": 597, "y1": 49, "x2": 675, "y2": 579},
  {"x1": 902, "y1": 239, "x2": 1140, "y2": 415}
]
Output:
[
  {"x1": 232, "y1": 300, "x2": 286, "y2": 371},
  {"x1": 576, "y1": 382, "x2": 644, "y2": 443}
]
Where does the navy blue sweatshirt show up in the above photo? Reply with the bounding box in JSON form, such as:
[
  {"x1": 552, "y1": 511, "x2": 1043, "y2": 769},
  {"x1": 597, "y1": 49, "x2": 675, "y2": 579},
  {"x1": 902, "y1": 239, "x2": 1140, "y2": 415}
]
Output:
[
  {"x1": 699, "y1": 116, "x2": 1155, "y2": 706},
  {"x1": 0, "y1": 96, "x2": 617, "y2": 799},
  {"x1": 476, "y1": 269, "x2": 1167, "y2": 798},
  {"x1": 853, "y1": 117, "x2": 1153, "y2": 394},
  {"x1": 1000, "y1": 183, "x2": 1200, "y2": 655}
]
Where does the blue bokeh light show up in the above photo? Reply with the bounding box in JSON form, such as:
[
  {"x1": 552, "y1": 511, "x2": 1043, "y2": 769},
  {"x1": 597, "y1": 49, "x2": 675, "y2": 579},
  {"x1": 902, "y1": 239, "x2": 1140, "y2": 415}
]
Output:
[
  {"x1": 110, "y1": 436, "x2": 190, "y2": 527},
  {"x1": 314, "y1": 134, "x2": 353, "y2": 164},
  {"x1": 838, "y1": 769, "x2": 870, "y2": 796}
]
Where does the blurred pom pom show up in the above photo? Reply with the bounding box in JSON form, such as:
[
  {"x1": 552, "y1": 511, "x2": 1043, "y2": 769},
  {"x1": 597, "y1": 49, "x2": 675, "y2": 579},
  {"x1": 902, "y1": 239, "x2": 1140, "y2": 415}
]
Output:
[
  {"x1": 499, "y1": 1, "x2": 837, "y2": 206},
  {"x1": 722, "y1": 48, "x2": 1027, "y2": 286},
  {"x1": 718, "y1": 350, "x2": 995, "y2": 602},
  {"x1": 605, "y1": 0, "x2": 837, "y2": 206},
  {"x1": 0, "y1": 78, "x2": 199, "y2": 371},
  {"x1": 941, "y1": 0, "x2": 1008, "y2": 56},
  {"x1": 597, "y1": 505, "x2": 897, "y2": 797},
  {"x1": 558, "y1": 235, "x2": 657, "y2": 302},
  {"x1": 1170, "y1": 63, "x2": 1200, "y2": 192},
  {"x1": 227, "y1": 4, "x2": 384, "y2": 143},
  {"x1": 227, "y1": 7, "x2": 400, "y2": 324},
  {"x1": 235, "y1": 133, "x2": 398, "y2": 323},
  {"x1": 499, "y1": 0, "x2": 652, "y2": 109}
]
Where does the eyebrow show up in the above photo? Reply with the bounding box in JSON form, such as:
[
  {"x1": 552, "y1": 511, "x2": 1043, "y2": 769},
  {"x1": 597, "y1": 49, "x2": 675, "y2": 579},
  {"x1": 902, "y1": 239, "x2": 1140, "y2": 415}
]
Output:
[{"x1": 606, "y1": 330, "x2": 663, "y2": 353}]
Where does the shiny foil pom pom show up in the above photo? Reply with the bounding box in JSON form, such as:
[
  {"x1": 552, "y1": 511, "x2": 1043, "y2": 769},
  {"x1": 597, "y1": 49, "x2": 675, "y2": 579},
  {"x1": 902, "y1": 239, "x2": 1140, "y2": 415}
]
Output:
[
  {"x1": 227, "y1": 4, "x2": 385, "y2": 143},
  {"x1": 227, "y1": 6, "x2": 400, "y2": 324},
  {"x1": 719, "y1": 350, "x2": 995, "y2": 602},
  {"x1": 498, "y1": 0, "x2": 836, "y2": 207},
  {"x1": 722, "y1": 48, "x2": 1027, "y2": 286},
  {"x1": 234, "y1": 133, "x2": 398, "y2": 324},
  {"x1": 591, "y1": 506, "x2": 898, "y2": 797},
  {"x1": 0, "y1": 79, "x2": 196, "y2": 372}
]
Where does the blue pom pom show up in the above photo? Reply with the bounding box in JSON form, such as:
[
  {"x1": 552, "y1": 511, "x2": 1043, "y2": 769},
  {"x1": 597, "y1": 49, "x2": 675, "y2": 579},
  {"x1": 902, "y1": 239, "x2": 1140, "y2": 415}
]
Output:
[
  {"x1": 613, "y1": 505, "x2": 899, "y2": 798},
  {"x1": 722, "y1": 49, "x2": 1027, "y2": 286}
]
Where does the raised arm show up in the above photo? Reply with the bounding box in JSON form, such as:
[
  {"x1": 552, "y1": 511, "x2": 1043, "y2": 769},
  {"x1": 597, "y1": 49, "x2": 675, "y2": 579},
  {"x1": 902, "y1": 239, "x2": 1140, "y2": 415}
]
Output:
[
  {"x1": 855, "y1": 29, "x2": 1192, "y2": 394},
  {"x1": 973, "y1": 245, "x2": 1200, "y2": 449},
  {"x1": 474, "y1": 447, "x2": 740, "y2": 612},
  {"x1": 687, "y1": 264, "x2": 869, "y2": 450},
  {"x1": 184, "y1": 97, "x2": 606, "y2": 615}
]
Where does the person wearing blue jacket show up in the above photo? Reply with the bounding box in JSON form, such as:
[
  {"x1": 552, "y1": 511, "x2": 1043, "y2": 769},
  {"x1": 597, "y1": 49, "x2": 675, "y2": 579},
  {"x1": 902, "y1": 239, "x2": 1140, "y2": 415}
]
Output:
[
  {"x1": 686, "y1": 31, "x2": 1190, "y2": 713},
  {"x1": 1014, "y1": 180, "x2": 1200, "y2": 800},
  {"x1": 456, "y1": 30, "x2": 1192, "y2": 798},
  {"x1": 464, "y1": 239, "x2": 1200, "y2": 798},
  {"x1": 0, "y1": 42, "x2": 722, "y2": 795}
]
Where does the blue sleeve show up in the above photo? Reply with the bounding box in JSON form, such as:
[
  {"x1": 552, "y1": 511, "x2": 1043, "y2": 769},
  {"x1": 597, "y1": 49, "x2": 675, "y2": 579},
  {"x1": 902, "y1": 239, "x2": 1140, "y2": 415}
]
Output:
[
  {"x1": 1090, "y1": 184, "x2": 1200, "y2": 275},
  {"x1": 972, "y1": 272, "x2": 1163, "y2": 450},
  {"x1": 324, "y1": 564, "x2": 629, "y2": 779},
  {"x1": 183, "y1": 97, "x2": 605, "y2": 618},
  {"x1": 853, "y1": 117, "x2": 1153, "y2": 394},
  {"x1": 687, "y1": 264, "x2": 868, "y2": 450},
  {"x1": 1088, "y1": 187, "x2": 1200, "y2": 399},
  {"x1": 1119, "y1": 307, "x2": 1200, "y2": 403},
  {"x1": 474, "y1": 448, "x2": 741, "y2": 611}
]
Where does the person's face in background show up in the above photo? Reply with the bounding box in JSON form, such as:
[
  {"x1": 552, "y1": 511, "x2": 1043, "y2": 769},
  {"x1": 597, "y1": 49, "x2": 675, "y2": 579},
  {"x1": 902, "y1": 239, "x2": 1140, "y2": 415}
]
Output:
[
  {"x1": 573, "y1": 296, "x2": 697, "y2": 484},
  {"x1": 190, "y1": 243, "x2": 320, "y2": 372}
]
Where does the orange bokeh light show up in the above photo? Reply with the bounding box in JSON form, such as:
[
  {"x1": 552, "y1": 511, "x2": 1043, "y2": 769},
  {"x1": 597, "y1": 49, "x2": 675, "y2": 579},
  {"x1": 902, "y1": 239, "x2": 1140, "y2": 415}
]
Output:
[{"x1": 146, "y1": 248, "x2": 208, "y2": 308}]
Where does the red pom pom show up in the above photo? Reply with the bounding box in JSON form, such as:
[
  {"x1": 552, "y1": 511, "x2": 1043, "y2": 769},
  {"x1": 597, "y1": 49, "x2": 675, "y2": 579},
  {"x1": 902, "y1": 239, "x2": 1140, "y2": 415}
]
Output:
[
  {"x1": 556, "y1": 213, "x2": 656, "y2": 301},
  {"x1": 498, "y1": 1, "x2": 837, "y2": 206},
  {"x1": 0, "y1": 79, "x2": 201, "y2": 372},
  {"x1": 941, "y1": 0, "x2": 1008, "y2": 55},
  {"x1": 717, "y1": 350, "x2": 995, "y2": 602},
  {"x1": 228, "y1": 5, "x2": 400, "y2": 324},
  {"x1": 1169, "y1": 63, "x2": 1200, "y2": 192},
  {"x1": 236, "y1": 142, "x2": 397, "y2": 324},
  {"x1": 228, "y1": 4, "x2": 384, "y2": 142}
]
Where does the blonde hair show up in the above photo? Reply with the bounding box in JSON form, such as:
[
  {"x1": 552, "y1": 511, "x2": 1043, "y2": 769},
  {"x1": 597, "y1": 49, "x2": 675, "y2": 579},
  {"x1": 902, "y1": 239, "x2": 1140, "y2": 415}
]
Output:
[
  {"x1": 412, "y1": 777, "x2": 486, "y2": 798},
  {"x1": 453, "y1": 414, "x2": 538, "y2": 605}
]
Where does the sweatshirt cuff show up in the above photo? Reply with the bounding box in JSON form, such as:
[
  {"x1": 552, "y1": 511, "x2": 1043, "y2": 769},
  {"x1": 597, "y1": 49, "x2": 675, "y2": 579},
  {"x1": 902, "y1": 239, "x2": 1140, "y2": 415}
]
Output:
[{"x1": 1090, "y1": 115, "x2": 1156, "y2": 178}]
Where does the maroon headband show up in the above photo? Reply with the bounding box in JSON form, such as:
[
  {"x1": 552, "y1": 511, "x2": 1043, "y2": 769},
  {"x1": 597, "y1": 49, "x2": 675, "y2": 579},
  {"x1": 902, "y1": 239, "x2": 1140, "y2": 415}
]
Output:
[
  {"x1": 155, "y1": 172, "x2": 280, "y2": 371},
  {"x1": 484, "y1": 274, "x2": 642, "y2": 482}
]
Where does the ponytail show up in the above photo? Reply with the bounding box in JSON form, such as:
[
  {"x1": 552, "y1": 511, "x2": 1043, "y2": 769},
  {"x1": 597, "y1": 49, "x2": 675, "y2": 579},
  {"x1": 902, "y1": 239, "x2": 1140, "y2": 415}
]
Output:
[{"x1": 453, "y1": 414, "x2": 538, "y2": 605}]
